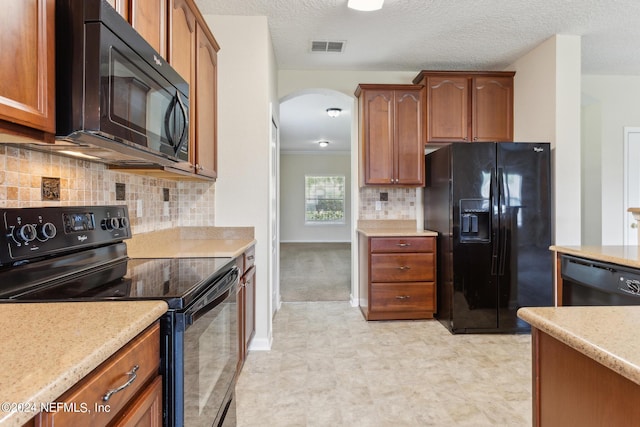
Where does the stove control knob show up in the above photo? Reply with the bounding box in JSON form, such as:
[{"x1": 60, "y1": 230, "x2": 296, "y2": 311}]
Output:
[
  {"x1": 37, "y1": 222, "x2": 57, "y2": 240},
  {"x1": 101, "y1": 218, "x2": 120, "y2": 230},
  {"x1": 119, "y1": 217, "x2": 129, "y2": 229},
  {"x1": 15, "y1": 224, "x2": 37, "y2": 243}
]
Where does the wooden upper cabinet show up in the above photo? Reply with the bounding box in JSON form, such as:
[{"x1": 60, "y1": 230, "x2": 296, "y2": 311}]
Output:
[
  {"x1": 0, "y1": 0, "x2": 55, "y2": 139},
  {"x1": 426, "y1": 76, "x2": 469, "y2": 142},
  {"x1": 169, "y1": 0, "x2": 196, "y2": 169},
  {"x1": 414, "y1": 71, "x2": 515, "y2": 143},
  {"x1": 194, "y1": 24, "x2": 219, "y2": 179},
  {"x1": 472, "y1": 76, "x2": 513, "y2": 142},
  {"x1": 356, "y1": 84, "x2": 425, "y2": 186},
  {"x1": 129, "y1": 0, "x2": 168, "y2": 58}
]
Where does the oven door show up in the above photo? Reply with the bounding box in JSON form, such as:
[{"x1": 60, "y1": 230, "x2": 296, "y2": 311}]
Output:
[{"x1": 164, "y1": 269, "x2": 239, "y2": 427}]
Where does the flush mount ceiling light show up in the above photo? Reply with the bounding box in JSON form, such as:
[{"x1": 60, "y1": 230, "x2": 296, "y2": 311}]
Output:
[
  {"x1": 326, "y1": 108, "x2": 342, "y2": 118},
  {"x1": 348, "y1": 0, "x2": 384, "y2": 11},
  {"x1": 318, "y1": 140, "x2": 330, "y2": 148}
]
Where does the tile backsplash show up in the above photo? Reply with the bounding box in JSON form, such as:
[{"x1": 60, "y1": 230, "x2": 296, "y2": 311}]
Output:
[
  {"x1": 359, "y1": 186, "x2": 416, "y2": 220},
  {"x1": 0, "y1": 146, "x2": 215, "y2": 234}
]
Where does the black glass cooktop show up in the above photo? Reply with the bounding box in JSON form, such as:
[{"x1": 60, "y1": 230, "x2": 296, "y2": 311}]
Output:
[{"x1": 4, "y1": 256, "x2": 236, "y2": 310}]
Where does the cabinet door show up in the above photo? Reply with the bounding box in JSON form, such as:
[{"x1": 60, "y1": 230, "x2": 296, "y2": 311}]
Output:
[
  {"x1": 394, "y1": 89, "x2": 425, "y2": 185},
  {"x1": 112, "y1": 376, "x2": 163, "y2": 427},
  {"x1": 426, "y1": 76, "x2": 469, "y2": 142},
  {"x1": 0, "y1": 0, "x2": 55, "y2": 134},
  {"x1": 194, "y1": 24, "x2": 218, "y2": 179},
  {"x1": 169, "y1": 0, "x2": 196, "y2": 171},
  {"x1": 130, "y1": 0, "x2": 167, "y2": 58},
  {"x1": 362, "y1": 90, "x2": 394, "y2": 184},
  {"x1": 244, "y1": 266, "x2": 256, "y2": 353},
  {"x1": 472, "y1": 76, "x2": 513, "y2": 142}
]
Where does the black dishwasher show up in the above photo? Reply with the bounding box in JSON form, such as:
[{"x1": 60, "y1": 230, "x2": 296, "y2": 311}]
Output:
[{"x1": 561, "y1": 254, "x2": 640, "y2": 305}]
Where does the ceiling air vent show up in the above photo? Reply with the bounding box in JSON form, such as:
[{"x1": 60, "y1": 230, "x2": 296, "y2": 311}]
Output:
[{"x1": 310, "y1": 40, "x2": 345, "y2": 53}]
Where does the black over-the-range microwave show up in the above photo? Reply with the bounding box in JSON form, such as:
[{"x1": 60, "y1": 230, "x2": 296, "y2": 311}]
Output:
[{"x1": 45, "y1": 0, "x2": 191, "y2": 171}]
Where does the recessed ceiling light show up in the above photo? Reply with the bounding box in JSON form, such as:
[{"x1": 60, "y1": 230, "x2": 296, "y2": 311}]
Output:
[
  {"x1": 326, "y1": 108, "x2": 342, "y2": 118},
  {"x1": 318, "y1": 141, "x2": 330, "y2": 148},
  {"x1": 348, "y1": 0, "x2": 384, "y2": 11}
]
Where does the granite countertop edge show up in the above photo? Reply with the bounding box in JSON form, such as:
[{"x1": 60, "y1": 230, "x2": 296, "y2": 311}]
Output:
[
  {"x1": 550, "y1": 245, "x2": 640, "y2": 269},
  {"x1": 518, "y1": 306, "x2": 640, "y2": 386},
  {"x1": 0, "y1": 301, "x2": 168, "y2": 427}
]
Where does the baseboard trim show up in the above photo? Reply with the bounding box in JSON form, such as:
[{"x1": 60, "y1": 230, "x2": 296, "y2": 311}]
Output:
[{"x1": 248, "y1": 335, "x2": 272, "y2": 352}]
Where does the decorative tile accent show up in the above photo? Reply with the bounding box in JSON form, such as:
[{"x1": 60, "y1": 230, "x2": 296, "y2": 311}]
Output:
[
  {"x1": 359, "y1": 186, "x2": 416, "y2": 220},
  {"x1": 0, "y1": 146, "x2": 215, "y2": 234}
]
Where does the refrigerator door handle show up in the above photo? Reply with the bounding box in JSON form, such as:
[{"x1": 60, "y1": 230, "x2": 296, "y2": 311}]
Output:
[
  {"x1": 490, "y1": 167, "x2": 500, "y2": 276},
  {"x1": 498, "y1": 168, "x2": 508, "y2": 276}
]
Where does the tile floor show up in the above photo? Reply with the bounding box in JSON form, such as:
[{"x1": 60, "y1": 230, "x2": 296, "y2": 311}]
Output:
[{"x1": 235, "y1": 302, "x2": 532, "y2": 426}]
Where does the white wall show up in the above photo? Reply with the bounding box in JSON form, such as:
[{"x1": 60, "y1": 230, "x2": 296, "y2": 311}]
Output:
[
  {"x1": 206, "y1": 15, "x2": 277, "y2": 350},
  {"x1": 582, "y1": 75, "x2": 640, "y2": 245},
  {"x1": 280, "y1": 152, "x2": 351, "y2": 242},
  {"x1": 510, "y1": 35, "x2": 582, "y2": 246}
]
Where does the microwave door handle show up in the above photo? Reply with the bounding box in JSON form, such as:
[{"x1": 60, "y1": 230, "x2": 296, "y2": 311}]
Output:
[
  {"x1": 174, "y1": 92, "x2": 189, "y2": 155},
  {"x1": 165, "y1": 92, "x2": 188, "y2": 154}
]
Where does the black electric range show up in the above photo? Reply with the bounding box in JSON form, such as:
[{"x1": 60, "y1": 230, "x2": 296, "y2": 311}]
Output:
[{"x1": 0, "y1": 205, "x2": 239, "y2": 427}]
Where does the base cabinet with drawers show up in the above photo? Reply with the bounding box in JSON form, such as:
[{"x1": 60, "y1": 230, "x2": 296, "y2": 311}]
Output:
[
  {"x1": 359, "y1": 235, "x2": 437, "y2": 320},
  {"x1": 31, "y1": 322, "x2": 162, "y2": 427}
]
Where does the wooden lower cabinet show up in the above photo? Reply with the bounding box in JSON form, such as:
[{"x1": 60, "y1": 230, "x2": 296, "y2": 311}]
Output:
[
  {"x1": 237, "y1": 245, "x2": 256, "y2": 374},
  {"x1": 33, "y1": 323, "x2": 161, "y2": 427},
  {"x1": 359, "y1": 235, "x2": 436, "y2": 320},
  {"x1": 532, "y1": 328, "x2": 640, "y2": 426}
]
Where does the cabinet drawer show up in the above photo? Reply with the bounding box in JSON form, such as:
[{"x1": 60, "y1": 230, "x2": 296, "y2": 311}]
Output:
[
  {"x1": 371, "y1": 282, "x2": 435, "y2": 312},
  {"x1": 370, "y1": 253, "x2": 434, "y2": 282},
  {"x1": 244, "y1": 245, "x2": 256, "y2": 273},
  {"x1": 370, "y1": 237, "x2": 434, "y2": 253},
  {"x1": 37, "y1": 323, "x2": 160, "y2": 427}
]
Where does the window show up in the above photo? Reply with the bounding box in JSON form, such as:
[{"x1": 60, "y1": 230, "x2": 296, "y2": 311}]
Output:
[{"x1": 305, "y1": 175, "x2": 345, "y2": 224}]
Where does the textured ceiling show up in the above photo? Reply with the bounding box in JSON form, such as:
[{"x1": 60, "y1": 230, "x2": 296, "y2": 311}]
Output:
[
  {"x1": 195, "y1": 0, "x2": 640, "y2": 152},
  {"x1": 195, "y1": 0, "x2": 640, "y2": 74}
]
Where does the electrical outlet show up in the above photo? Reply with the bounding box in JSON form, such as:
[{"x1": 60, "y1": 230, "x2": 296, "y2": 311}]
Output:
[
  {"x1": 163, "y1": 188, "x2": 170, "y2": 202},
  {"x1": 136, "y1": 199, "x2": 143, "y2": 217},
  {"x1": 375, "y1": 201, "x2": 382, "y2": 211}
]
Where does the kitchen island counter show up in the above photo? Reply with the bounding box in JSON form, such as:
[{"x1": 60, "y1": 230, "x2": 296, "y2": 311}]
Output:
[
  {"x1": 0, "y1": 301, "x2": 168, "y2": 427},
  {"x1": 518, "y1": 305, "x2": 640, "y2": 385},
  {"x1": 518, "y1": 305, "x2": 640, "y2": 425}
]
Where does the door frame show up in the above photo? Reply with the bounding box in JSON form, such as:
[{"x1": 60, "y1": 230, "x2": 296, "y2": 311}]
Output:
[{"x1": 623, "y1": 127, "x2": 640, "y2": 246}]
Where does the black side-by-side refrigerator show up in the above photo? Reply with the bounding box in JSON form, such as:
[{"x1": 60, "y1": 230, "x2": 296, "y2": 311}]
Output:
[{"x1": 424, "y1": 142, "x2": 553, "y2": 333}]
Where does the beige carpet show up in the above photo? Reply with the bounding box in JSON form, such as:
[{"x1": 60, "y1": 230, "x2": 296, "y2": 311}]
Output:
[{"x1": 280, "y1": 242, "x2": 351, "y2": 302}]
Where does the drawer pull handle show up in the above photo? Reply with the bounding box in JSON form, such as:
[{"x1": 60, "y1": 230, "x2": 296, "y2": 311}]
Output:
[
  {"x1": 395, "y1": 295, "x2": 411, "y2": 300},
  {"x1": 103, "y1": 365, "x2": 139, "y2": 402},
  {"x1": 397, "y1": 266, "x2": 411, "y2": 270},
  {"x1": 396, "y1": 243, "x2": 411, "y2": 247}
]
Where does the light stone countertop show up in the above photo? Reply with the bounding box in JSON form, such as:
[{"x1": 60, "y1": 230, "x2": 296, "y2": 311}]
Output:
[
  {"x1": 517, "y1": 306, "x2": 640, "y2": 386},
  {"x1": 356, "y1": 219, "x2": 438, "y2": 237},
  {"x1": 551, "y1": 245, "x2": 640, "y2": 269},
  {"x1": 0, "y1": 301, "x2": 168, "y2": 427},
  {"x1": 127, "y1": 227, "x2": 256, "y2": 259}
]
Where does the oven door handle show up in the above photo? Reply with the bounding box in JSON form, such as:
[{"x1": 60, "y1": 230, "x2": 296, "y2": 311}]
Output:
[{"x1": 186, "y1": 287, "x2": 231, "y2": 326}]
